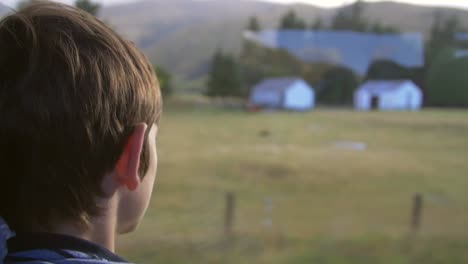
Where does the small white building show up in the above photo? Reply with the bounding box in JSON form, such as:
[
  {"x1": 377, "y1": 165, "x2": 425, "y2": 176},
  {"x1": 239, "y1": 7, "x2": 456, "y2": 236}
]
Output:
[
  {"x1": 249, "y1": 78, "x2": 315, "y2": 110},
  {"x1": 354, "y1": 80, "x2": 423, "y2": 111}
]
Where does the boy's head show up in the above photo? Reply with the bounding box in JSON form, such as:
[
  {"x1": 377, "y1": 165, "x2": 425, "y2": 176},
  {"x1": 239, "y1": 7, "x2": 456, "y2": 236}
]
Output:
[{"x1": 0, "y1": 1, "x2": 162, "y2": 233}]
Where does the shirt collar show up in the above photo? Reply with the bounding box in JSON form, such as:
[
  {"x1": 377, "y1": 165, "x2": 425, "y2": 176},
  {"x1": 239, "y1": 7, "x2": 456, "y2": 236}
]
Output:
[{"x1": 7, "y1": 232, "x2": 128, "y2": 263}]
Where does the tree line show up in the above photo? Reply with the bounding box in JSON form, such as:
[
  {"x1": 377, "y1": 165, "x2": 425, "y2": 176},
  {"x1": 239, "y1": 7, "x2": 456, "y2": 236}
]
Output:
[{"x1": 247, "y1": 1, "x2": 399, "y2": 34}]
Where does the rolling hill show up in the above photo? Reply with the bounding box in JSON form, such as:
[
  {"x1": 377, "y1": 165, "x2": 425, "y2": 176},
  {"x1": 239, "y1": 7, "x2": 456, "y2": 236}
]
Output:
[
  {"x1": 100, "y1": 0, "x2": 468, "y2": 90},
  {"x1": 101, "y1": 0, "x2": 326, "y2": 89},
  {"x1": 4, "y1": 0, "x2": 468, "y2": 90}
]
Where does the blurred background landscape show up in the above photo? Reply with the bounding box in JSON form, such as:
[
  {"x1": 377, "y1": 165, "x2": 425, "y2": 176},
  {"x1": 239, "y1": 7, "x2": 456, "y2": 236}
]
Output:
[{"x1": 2, "y1": 0, "x2": 468, "y2": 263}]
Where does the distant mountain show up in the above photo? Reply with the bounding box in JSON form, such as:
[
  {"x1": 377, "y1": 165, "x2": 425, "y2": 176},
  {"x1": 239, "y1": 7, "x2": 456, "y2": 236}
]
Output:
[
  {"x1": 3, "y1": 0, "x2": 468, "y2": 89},
  {"x1": 100, "y1": 0, "x2": 326, "y2": 89},
  {"x1": 102, "y1": 0, "x2": 468, "y2": 88},
  {"x1": 73, "y1": 0, "x2": 468, "y2": 89}
]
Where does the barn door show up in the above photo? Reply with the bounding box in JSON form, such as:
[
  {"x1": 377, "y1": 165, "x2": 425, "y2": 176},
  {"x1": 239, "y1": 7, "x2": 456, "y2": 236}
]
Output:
[{"x1": 371, "y1": 96, "x2": 379, "y2": 110}]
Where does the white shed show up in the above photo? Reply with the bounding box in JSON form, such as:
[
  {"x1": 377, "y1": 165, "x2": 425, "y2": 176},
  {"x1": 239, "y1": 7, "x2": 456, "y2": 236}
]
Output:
[
  {"x1": 354, "y1": 80, "x2": 422, "y2": 111},
  {"x1": 249, "y1": 78, "x2": 315, "y2": 110}
]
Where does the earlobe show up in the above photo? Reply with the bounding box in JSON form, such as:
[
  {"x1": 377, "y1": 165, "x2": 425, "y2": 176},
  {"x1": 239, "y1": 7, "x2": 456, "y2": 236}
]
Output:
[{"x1": 115, "y1": 123, "x2": 148, "y2": 191}]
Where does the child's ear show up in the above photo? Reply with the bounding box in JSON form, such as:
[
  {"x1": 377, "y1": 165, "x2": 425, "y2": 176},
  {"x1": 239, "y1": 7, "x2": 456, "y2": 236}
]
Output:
[{"x1": 115, "y1": 123, "x2": 148, "y2": 191}]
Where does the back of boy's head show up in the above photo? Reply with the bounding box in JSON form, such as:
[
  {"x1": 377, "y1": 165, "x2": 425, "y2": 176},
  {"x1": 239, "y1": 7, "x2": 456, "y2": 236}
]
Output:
[{"x1": 0, "y1": 1, "x2": 162, "y2": 232}]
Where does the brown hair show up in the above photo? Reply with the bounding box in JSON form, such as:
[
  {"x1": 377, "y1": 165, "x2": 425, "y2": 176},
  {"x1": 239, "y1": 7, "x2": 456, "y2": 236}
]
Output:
[{"x1": 0, "y1": 1, "x2": 161, "y2": 231}]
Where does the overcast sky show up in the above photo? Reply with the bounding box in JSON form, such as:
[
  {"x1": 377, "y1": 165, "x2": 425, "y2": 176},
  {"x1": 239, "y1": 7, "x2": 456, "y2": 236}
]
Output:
[{"x1": 2, "y1": 0, "x2": 468, "y2": 9}]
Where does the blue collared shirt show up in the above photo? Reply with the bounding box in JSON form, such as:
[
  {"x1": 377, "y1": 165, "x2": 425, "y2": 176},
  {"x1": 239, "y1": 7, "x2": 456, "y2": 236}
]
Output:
[{"x1": 5, "y1": 233, "x2": 130, "y2": 264}]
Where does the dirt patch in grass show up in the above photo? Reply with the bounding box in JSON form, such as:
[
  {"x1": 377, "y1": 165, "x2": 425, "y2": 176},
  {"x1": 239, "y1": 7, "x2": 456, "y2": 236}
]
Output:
[{"x1": 239, "y1": 161, "x2": 296, "y2": 179}]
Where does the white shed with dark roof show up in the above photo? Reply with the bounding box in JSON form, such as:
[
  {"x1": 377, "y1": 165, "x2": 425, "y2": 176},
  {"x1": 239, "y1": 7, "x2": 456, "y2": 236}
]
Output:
[
  {"x1": 354, "y1": 80, "x2": 422, "y2": 111},
  {"x1": 249, "y1": 78, "x2": 315, "y2": 110}
]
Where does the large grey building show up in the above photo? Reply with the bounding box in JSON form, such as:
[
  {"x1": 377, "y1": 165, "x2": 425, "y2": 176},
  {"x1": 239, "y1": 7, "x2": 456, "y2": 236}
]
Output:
[{"x1": 244, "y1": 29, "x2": 424, "y2": 75}]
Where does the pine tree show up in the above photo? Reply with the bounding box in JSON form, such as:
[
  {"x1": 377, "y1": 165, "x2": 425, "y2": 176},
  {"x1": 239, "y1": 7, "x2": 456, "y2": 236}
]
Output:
[
  {"x1": 279, "y1": 10, "x2": 306, "y2": 30},
  {"x1": 206, "y1": 51, "x2": 243, "y2": 98},
  {"x1": 154, "y1": 66, "x2": 173, "y2": 98},
  {"x1": 75, "y1": 0, "x2": 100, "y2": 16},
  {"x1": 369, "y1": 22, "x2": 399, "y2": 34},
  {"x1": 247, "y1": 16, "x2": 261, "y2": 32},
  {"x1": 331, "y1": 1, "x2": 367, "y2": 32},
  {"x1": 311, "y1": 17, "x2": 323, "y2": 30},
  {"x1": 426, "y1": 12, "x2": 463, "y2": 65}
]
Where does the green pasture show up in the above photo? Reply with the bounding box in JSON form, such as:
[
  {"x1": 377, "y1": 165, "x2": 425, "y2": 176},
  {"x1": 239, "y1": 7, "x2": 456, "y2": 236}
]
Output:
[{"x1": 117, "y1": 101, "x2": 468, "y2": 263}]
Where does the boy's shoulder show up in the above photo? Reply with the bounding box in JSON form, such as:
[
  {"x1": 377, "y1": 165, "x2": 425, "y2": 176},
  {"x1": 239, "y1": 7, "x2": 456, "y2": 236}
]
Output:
[{"x1": 5, "y1": 233, "x2": 131, "y2": 264}]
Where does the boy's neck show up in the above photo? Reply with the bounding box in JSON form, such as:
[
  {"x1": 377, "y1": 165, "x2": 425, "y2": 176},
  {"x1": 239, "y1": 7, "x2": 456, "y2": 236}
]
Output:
[{"x1": 50, "y1": 199, "x2": 118, "y2": 252}]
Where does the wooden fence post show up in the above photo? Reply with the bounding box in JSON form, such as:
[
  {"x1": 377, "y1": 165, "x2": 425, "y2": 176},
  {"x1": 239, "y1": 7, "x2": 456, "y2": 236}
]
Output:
[
  {"x1": 411, "y1": 193, "x2": 423, "y2": 234},
  {"x1": 224, "y1": 192, "x2": 235, "y2": 238}
]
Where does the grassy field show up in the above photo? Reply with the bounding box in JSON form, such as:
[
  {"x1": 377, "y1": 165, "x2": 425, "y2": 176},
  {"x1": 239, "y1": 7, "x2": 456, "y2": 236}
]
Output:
[{"x1": 116, "y1": 101, "x2": 468, "y2": 263}]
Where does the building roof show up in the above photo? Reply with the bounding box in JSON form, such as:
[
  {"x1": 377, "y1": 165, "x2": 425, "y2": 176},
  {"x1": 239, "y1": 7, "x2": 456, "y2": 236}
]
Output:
[
  {"x1": 357, "y1": 80, "x2": 418, "y2": 94},
  {"x1": 244, "y1": 30, "x2": 424, "y2": 75},
  {"x1": 251, "y1": 77, "x2": 304, "y2": 94}
]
